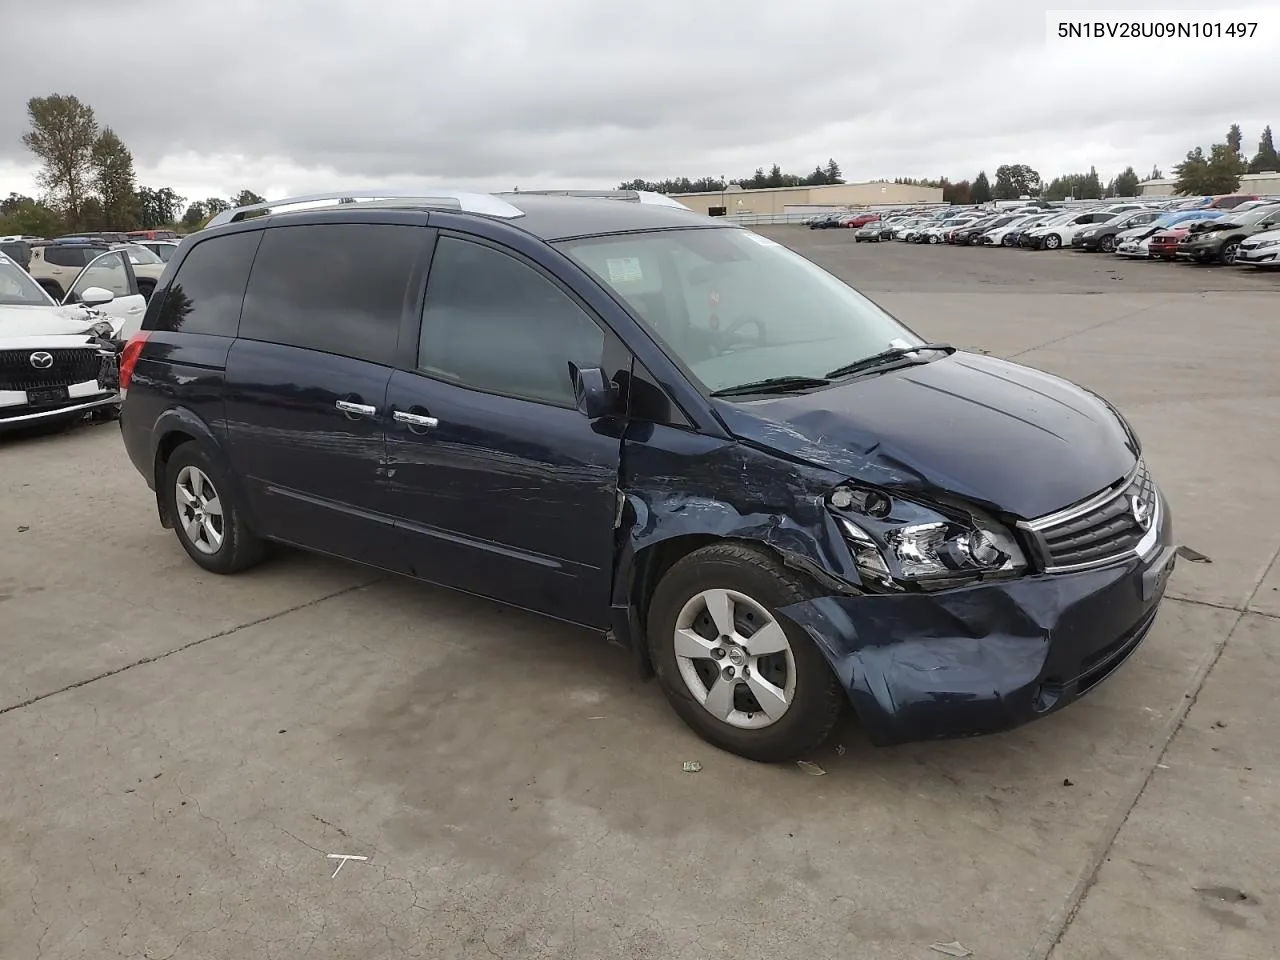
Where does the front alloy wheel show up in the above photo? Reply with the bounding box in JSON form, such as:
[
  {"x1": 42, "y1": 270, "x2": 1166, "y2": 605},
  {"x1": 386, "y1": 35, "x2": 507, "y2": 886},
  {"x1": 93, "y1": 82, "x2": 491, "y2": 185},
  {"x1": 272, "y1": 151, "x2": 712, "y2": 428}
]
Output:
[
  {"x1": 1220, "y1": 242, "x2": 1239, "y2": 264},
  {"x1": 1100, "y1": 235, "x2": 1116, "y2": 253},
  {"x1": 647, "y1": 543, "x2": 844, "y2": 762},
  {"x1": 674, "y1": 588, "x2": 795, "y2": 730},
  {"x1": 1043, "y1": 233, "x2": 1061, "y2": 250}
]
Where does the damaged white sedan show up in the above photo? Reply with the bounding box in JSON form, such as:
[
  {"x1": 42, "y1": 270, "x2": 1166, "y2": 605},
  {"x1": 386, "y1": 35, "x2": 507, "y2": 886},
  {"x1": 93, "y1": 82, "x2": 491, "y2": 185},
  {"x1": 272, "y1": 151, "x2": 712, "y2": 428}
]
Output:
[{"x1": 0, "y1": 251, "x2": 135, "y2": 433}]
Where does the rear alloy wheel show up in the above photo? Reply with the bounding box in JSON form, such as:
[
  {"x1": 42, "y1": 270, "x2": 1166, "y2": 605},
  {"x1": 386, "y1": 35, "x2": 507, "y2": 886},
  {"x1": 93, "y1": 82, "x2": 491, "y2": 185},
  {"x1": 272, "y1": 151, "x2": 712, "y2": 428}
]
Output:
[
  {"x1": 1043, "y1": 233, "x2": 1062, "y2": 250},
  {"x1": 1219, "y1": 241, "x2": 1240, "y2": 265},
  {"x1": 164, "y1": 443, "x2": 267, "y2": 574},
  {"x1": 647, "y1": 543, "x2": 843, "y2": 762},
  {"x1": 1100, "y1": 235, "x2": 1116, "y2": 253}
]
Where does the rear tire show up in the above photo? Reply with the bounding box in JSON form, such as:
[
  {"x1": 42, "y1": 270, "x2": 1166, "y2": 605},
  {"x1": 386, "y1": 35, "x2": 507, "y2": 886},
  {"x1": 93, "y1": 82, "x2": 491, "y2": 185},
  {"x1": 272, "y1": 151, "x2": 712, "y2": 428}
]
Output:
[
  {"x1": 162, "y1": 442, "x2": 267, "y2": 574},
  {"x1": 647, "y1": 543, "x2": 844, "y2": 762}
]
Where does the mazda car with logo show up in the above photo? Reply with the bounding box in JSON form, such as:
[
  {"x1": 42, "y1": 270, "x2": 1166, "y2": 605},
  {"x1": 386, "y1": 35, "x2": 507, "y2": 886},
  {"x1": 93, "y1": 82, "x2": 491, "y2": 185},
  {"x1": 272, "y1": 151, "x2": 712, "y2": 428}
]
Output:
[{"x1": 0, "y1": 251, "x2": 129, "y2": 433}]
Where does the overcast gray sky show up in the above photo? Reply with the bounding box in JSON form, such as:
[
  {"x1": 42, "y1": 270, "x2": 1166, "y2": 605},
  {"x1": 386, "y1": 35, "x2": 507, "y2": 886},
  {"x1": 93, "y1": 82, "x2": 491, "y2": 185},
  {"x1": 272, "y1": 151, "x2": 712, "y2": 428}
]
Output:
[{"x1": 2, "y1": 0, "x2": 1277, "y2": 204}]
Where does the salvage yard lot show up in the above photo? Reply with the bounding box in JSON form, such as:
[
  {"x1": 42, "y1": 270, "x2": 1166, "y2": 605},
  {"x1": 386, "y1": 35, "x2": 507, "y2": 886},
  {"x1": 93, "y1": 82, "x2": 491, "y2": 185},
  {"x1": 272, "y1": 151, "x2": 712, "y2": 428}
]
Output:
[{"x1": 3, "y1": 230, "x2": 1277, "y2": 960}]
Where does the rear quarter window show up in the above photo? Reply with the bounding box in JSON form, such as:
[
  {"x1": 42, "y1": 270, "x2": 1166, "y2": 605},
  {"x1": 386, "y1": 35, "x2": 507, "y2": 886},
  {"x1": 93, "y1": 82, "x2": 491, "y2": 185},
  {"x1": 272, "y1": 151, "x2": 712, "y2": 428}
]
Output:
[
  {"x1": 149, "y1": 231, "x2": 262, "y2": 336},
  {"x1": 45, "y1": 245, "x2": 93, "y2": 267},
  {"x1": 237, "y1": 223, "x2": 424, "y2": 366}
]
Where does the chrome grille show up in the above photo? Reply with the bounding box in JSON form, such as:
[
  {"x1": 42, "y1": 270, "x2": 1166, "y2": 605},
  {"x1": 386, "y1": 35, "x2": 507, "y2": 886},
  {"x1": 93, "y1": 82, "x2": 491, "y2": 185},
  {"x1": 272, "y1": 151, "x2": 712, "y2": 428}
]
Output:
[
  {"x1": 1025, "y1": 461, "x2": 1157, "y2": 572},
  {"x1": 0, "y1": 348, "x2": 101, "y2": 390}
]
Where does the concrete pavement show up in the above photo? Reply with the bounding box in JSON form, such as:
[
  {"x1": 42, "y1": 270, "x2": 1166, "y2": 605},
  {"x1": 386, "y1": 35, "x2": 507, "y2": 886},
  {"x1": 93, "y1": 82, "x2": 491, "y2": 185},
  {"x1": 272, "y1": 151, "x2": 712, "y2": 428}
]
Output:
[{"x1": 1, "y1": 234, "x2": 1276, "y2": 959}]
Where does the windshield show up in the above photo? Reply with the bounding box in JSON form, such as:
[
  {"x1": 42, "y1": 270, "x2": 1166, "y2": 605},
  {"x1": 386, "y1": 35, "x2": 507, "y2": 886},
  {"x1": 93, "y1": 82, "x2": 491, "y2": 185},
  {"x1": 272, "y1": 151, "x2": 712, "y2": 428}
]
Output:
[
  {"x1": 560, "y1": 228, "x2": 922, "y2": 395},
  {"x1": 1223, "y1": 206, "x2": 1279, "y2": 226},
  {"x1": 120, "y1": 242, "x2": 163, "y2": 264},
  {"x1": 0, "y1": 256, "x2": 55, "y2": 306}
]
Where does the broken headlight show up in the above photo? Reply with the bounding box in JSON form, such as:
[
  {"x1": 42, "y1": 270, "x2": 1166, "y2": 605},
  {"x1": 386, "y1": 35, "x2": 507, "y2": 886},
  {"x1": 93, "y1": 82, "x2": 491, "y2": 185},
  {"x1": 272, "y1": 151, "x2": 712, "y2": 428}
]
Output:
[{"x1": 829, "y1": 483, "x2": 1027, "y2": 590}]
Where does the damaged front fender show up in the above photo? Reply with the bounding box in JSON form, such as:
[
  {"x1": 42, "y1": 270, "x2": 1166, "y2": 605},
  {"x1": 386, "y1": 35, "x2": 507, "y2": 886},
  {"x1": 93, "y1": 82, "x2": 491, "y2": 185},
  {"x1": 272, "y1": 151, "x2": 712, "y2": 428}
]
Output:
[{"x1": 609, "y1": 423, "x2": 865, "y2": 670}]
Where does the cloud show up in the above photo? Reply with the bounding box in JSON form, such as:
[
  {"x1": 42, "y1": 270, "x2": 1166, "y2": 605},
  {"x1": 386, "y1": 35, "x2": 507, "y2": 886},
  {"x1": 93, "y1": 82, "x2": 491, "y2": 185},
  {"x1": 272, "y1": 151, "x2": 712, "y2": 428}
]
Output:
[{"x1": 1, "y1": 0, "x2": 1276, "y2": 202}]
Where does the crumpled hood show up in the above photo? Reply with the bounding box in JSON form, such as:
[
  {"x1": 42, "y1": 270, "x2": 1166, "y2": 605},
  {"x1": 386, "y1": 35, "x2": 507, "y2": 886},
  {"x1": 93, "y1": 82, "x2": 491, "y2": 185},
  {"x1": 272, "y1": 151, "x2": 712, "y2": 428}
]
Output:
[
  {"x1": 0, "y1": 303, "x2": 104, "y2": 339},
  {"x1": 712, "y1": 352, "x2": 1138, "y2": 520}
]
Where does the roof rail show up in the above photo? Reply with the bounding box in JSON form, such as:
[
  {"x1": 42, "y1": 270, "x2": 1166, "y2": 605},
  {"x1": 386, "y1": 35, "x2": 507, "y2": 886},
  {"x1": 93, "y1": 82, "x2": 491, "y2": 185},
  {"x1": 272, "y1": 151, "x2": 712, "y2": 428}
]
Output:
[
  {"x1": 500, "y1": 189, "x2": 692, "y2": 210},
  {"x1": 205, "y1": 190, "x2": 525, "y2": 228}
]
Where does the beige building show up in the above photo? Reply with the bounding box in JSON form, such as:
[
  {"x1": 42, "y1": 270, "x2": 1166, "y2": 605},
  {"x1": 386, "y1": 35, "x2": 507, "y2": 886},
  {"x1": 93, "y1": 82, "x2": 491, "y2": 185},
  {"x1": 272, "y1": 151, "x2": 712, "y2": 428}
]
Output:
[
  {"x1": 669, "y1": 180, "x2": 945, "y2": 216},
  {"x1": 1138, "y1": 171, "x2": 1280, "y2": 197}
]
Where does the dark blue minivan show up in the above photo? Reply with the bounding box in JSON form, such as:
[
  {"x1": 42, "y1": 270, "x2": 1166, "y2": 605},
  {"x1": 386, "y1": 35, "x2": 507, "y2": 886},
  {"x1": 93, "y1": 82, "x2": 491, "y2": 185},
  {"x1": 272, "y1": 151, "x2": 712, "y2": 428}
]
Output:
[{"x1": 118, "y1": 190, "x2": 1176, "y2": 762}]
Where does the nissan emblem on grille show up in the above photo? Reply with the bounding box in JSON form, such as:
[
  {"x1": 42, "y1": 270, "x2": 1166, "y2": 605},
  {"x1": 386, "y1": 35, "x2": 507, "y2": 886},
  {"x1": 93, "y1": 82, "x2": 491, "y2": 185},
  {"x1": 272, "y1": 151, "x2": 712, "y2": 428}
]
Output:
[
  {"x1": 29, "y1": 351, "x2": 54, "y2": 369},
  {"x1": 1130, "y1": 494, "x2": 1153, "y2": 532}
]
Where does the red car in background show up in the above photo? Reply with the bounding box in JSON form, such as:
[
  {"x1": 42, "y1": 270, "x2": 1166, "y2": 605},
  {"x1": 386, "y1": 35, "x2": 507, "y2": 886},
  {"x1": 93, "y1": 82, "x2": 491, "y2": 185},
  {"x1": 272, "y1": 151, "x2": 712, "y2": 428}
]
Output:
[
  {"x1": 842, "y1": 213, "x2": 881, "y2": 228},
  {"x1": 1148, "y1": 227, "x2": 1192, "y2": 260}
]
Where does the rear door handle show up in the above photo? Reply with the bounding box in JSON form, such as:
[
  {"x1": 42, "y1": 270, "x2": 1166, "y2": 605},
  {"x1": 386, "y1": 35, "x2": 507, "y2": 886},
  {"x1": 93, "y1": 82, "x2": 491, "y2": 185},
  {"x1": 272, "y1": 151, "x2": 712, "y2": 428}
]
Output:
[
  {"x1": 336, "y1": 400, "x2": 377, "y2": 417},
  {"x1": 392, "y1": 410, "x2": 439, "y2": 429}
]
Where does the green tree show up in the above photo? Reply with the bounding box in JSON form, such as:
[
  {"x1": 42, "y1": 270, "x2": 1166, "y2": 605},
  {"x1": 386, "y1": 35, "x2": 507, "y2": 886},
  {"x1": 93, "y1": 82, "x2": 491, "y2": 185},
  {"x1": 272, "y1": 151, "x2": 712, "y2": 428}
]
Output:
[
  {"x1": 21, "y1": 93, "x2": 100, "y2": 226},
  {"x1": 823, "y1": 158, "x2": 843, "y2": 184},
  {"x1": 993, "y1": 163, "x2": 1041, "y2": 199},
  {"x1": 230, "y1": 189, "x2": 266, "y2": 208},
  {"x1": 971, "y1": 170, "x2": 992, "y2": 204},
  {"x1": 135, "y1": 186, "x2": 184, "y2": 228},
  {"x1": 1173, "y1": 143, "x2": 1245, "y2": 195},
  {"x1": 1248, "y1": 125, "x2": 1278, "y2": 173},
  {"x1": 1146, "y1": 165, "x2": 1163, "y2": 181},
  {"x1": 181, "y1": 202, "x2": 207, "y2": 227},
  {"x1": 1112, "y1": 166, "x2": 1140, "y2": 196},
  {"x1": 1226, "y1": 124, "x2": 1243, "y2": 157},
  {"x1": 0, "y1": 196, "x2": 63, "y2": 236},
  {"x1": 941, "y1": 179, "x2": 972, "y2": 204},
  {"x1": 91, "y1": 127, "x2": 138, "y2": 229}
]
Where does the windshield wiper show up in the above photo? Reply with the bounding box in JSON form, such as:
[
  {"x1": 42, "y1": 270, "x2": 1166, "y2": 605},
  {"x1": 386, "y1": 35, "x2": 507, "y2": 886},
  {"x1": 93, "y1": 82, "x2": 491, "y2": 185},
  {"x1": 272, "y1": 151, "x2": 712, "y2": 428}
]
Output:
[
  {"x1": 824, "y1": 342, "x2": 955, "y2": 380},
  {"x1": 709, "y1": 375, "x2": 831, "y2": 398}
]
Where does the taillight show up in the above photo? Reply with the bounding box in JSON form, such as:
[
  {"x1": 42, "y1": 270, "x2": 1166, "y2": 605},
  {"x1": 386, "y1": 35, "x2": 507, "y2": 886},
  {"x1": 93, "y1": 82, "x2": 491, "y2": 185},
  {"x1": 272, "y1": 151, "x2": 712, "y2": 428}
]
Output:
[{"x1": 118, "y1": 331, "x2": 151, "y2": 392}]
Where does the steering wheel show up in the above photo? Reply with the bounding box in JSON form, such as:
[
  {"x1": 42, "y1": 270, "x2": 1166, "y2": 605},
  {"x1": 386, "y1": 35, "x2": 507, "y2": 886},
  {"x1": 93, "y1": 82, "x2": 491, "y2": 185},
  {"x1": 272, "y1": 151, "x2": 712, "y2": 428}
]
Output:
[{"x1": 715, "y1": 315, "x2": 767, "y2": 354}]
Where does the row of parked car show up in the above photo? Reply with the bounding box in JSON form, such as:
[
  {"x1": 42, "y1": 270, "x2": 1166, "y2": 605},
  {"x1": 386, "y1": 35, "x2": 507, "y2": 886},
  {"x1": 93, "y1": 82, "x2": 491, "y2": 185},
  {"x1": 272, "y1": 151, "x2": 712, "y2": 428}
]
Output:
[{"x1": 825, "y1": 194, "x2": 1280, "y2": 269}]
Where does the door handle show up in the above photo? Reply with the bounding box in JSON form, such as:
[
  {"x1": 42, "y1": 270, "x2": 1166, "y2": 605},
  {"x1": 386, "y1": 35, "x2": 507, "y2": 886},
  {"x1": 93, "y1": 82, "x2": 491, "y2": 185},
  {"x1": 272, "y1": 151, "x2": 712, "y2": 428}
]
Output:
[
  {"x1": 392, "y1": 410, "x2": 439, "y2": 429},
  {"x1": 336, "y1": 400, "x2": 377, "y2": 417}
]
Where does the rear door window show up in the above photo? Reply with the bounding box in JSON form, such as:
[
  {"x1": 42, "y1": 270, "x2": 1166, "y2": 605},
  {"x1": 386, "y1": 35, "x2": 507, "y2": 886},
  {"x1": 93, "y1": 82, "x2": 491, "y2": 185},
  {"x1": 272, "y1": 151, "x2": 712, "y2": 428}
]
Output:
[
  {"x1": 238, "y1": 223, "x2": 425, "y2": 366},
  {"x1": 45, "y1": 245, "x2": 93, "y2": 268},
  {"x1": 151, "y1": 231, "x2": 262, "y2": 336}
]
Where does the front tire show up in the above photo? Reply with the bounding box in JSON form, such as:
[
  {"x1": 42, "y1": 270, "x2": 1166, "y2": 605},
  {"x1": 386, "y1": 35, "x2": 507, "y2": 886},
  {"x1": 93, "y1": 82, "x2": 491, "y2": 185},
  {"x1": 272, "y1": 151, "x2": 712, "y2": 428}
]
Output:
[
  {"x1": 1100, "y1": 235, "x2": 1116, "y2": 253},
  {"x1": 647, "y1": 543, "x2": 843, "y2": 762},
  {"x1": 1219, "y1": 241, "x2": 1240, "y2": 265},
  {"x1": 163, "y1": 442, "x2": 267, "y2": 574},
  {"x1": 1043, "y1": 233, "x2": 1062, "y2": 250}
]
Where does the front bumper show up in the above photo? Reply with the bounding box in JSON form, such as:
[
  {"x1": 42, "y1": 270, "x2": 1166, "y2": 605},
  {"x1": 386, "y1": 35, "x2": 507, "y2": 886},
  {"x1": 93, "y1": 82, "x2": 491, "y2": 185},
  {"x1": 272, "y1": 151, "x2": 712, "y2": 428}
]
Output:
[
  {"x1": 0, "y1": 381, "x2": 119, "y2": 431},
  {"x1": 1175, "y1": 244, "x2": 1214, "y2": 260},
  {"x1": 780, "y1": 495, "x2": 1175, "y2": 746},
  {"x1": 1236, "y1": 245, "x2": 1280, "y2": 265}
]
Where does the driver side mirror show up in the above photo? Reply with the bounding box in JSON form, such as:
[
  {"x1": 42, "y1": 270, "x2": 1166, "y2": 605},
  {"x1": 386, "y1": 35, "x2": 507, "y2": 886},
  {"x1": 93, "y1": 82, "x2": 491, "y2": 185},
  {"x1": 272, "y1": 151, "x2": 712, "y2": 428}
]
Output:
[
  {"x1": 78, "y1": 286, "x2": 115, "y2": 308},
  {"x1": 568, "y1": 364, "x2": 618, "y2": 419}
]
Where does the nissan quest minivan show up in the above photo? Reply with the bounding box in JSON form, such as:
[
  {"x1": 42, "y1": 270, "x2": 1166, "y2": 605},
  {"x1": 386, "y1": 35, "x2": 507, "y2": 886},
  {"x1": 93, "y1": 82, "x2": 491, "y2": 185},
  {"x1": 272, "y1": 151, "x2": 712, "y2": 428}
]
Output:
[{"x1": 117, "y1": 190, "x2": 1176, "y2": 762}]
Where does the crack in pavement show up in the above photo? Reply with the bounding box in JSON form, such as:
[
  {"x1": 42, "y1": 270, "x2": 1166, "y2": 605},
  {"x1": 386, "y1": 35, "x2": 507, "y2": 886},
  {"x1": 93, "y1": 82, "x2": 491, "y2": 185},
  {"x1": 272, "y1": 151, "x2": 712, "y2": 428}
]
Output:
[
  {"x1": 1028, "y1": 537, "x2": 1280, "y2": 960},
  {"x1": 0, "y1": 579, "x2": 380, "y2": 720},
  {"x1": 1008, "y1": 295, "x2": 1177, "y2": 358}
]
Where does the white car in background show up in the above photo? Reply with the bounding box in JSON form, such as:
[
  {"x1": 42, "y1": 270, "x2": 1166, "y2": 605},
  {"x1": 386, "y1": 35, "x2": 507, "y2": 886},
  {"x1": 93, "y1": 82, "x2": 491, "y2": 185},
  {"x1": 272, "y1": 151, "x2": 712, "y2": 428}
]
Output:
[
  {"x1": 1022, "y1": 210, "x2": 1113, "y2": 250},
  {"x1": 0, "y1": 251, "x2": 132, "y2": 433},
  {"x1": 1234, "y1": 225, "x2": 1280, "y2": 268},
  {"x1": 1114, "y1": 233, "x2": 1155, "y2": 259}
]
